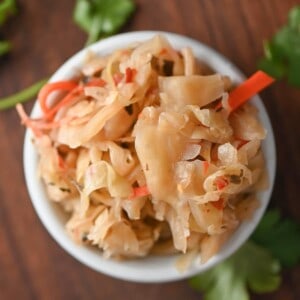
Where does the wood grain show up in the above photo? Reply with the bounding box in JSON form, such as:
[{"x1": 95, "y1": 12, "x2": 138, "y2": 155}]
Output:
[{"x1": 0, "y1": 0, "x2": 299, "y2": 299}]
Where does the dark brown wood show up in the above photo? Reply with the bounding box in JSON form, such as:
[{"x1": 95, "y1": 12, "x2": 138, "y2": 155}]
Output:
[{"x1": 0, "y1": 0, "x2": 299, "y2": 299}]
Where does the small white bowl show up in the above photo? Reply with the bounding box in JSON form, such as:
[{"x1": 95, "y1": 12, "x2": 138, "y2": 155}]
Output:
[{"x1": 23, "y1": 31, "x2": 276, "y2": 283}]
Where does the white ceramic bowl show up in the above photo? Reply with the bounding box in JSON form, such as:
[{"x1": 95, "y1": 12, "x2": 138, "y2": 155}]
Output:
[{"x1": 23, "y1": 31, "x2": 276, "y2": 283}]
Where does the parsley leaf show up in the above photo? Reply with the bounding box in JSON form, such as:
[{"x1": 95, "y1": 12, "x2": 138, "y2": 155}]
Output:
[
  {"x1": 73, "y1": 0, "x2": 136, "y2": 46},
  {"x1": 251, "y1": 210, "x2": 300, "y2": 267},
  {"x1": 189, "y1": 241, "x2": 281, "y2": 300},
  {"x1": 258, "y1": 5, "x2": 300, "y2": 86}
]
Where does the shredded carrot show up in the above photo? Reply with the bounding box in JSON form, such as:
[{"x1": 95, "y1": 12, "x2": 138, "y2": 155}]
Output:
[
  {"x1": 39, "y1": 78, "x2": 106, "y2": 121},
  {"x1": 42, "y1": 86, "x2": 83, "y2": 121},
  {"x1": 211, "y1": 198, "x2": 225, "y2": 210},
  {"x1": 57, "y1": 154, "x2": 66, "y2": 169},
  {"x1": 16, "y1": 104, "x2": 43, "y2": 137},
  {"x1": 125, "y1": 67, "x2": 137, "y2": 83},
  {"x1": 236, "y1": 138, "x2": 249, "y2": 150},
  {"x1": 113, "y1": 73, "x2": 124, "y2": 85},
  {"x1": 159, "y1": 48, "x2": 168, "y2": 55},
  {"x1": 229, "y1": 71, "x2": 275, "y2": 112},
  {"x1": 215, "y1": 176, "x2": 228, "y2": 190},
  {"x1": 86, "y1": 78, "x2": 106, "y2": 87},
  {"x1": 30, "y1": 119, "x2": 67, "y2": 130},
  {"x1": 129, "y1": 185, "x2": 150, "y2": 199},
  {"x1": 38, "y1": 81, "x2": 78, "y2": 114},
  {"x1": 215, "y1": 71, "x2": 274, "y2": 112},
  {"x1": 19, "y1": 77, "x2": 106, "y2": 132},
  {"x1": 203, "y1": 161, "x2": 210, "y2": 175}
]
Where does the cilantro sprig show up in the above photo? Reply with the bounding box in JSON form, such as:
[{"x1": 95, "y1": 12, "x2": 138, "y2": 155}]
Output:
[
  {"x1": 189, "y1": 210, "x2": 300, "y2": 299},
  {"x1": 73, "y1": 0, "x2": 136, "y2": 45},
  {"x1": 258, "y1": 5, "x2": 300, "y2": 86},
  {"x1": 189, "y1": 241, "x2": 281, "y2": 300},
  {"x1": 251, "y1": 210, "x2": 300, "y2": 268}
]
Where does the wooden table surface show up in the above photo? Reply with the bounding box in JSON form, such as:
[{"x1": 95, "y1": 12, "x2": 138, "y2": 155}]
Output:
[{"x1": 1, "y1": 0, "x2": 299, "y2": 299}]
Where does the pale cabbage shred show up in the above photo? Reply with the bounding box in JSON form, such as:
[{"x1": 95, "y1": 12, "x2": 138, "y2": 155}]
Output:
[{"x1": 35, "y1": 35, "x2": 267, "y2": 266}]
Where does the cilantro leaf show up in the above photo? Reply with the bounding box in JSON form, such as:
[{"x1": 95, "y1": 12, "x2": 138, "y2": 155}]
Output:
[
  {"x1": 0, "y1": 0, "x2": 17, "y2": 25},
  {"x1": 251, "y1": 210, "x2": 300, "y2": 267},
  {"x1": 258, "y1": 5, "x2": 300, "y2": 86},
  {"x1": 0, "y1": 0, "x2": 17, "y2": 57},
  {"x1": 0, "y1": 40, "x2": 11, "y2": 56},
  {"x1": 73, "y1": 0, "x2": 136, "y2": 46},
  {"x1": 189, "y1": 210, "x2": 300, "y2": 299},
  {"x1": 189, "y1": 241, "x2": 281, "y2": 300}
]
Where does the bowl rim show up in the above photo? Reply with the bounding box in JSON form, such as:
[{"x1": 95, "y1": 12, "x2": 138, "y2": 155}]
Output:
[{"x1": 23, "y1": 30, "x2": 276, "y2": 283}]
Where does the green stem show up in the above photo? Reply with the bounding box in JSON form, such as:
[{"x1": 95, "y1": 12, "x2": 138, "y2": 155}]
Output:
[{"x1": 0, "y1": 78, "x2": 48, "y2": 110}]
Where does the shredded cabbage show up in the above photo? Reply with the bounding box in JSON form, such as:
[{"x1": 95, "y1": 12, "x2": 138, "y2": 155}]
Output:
[{"x1": 25, "y1": 35, "x2": 268, "y2": 265}]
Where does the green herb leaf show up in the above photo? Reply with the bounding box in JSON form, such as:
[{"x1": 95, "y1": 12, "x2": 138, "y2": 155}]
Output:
[
  {"x1": 189, "y1": 241, "x2": 281, "y2": 300},
  {"x1": 73, "y1": 0, "x2": 136, "y2": 46},
  {"x1": 0, "y1": 0, "x2": 17, "y2": 57},
  {"x1": 0, "y1": 0, "x2": 17, "y2": 25},
  {"x1": 0, "y1": 40, "x2": 11, "y2": 55},
  {"x1": 0, "y1": 78, "x2": 48, "y2": 111},
  {"x1": 251, "y1": 210, "x2": 300, "y2": 267},
  {"x1": 189, "y1": 210, "x2": 300, "y2": 299},
  {"x1": 258, "y1": 5, "x2": 300, "y2": 86}
]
